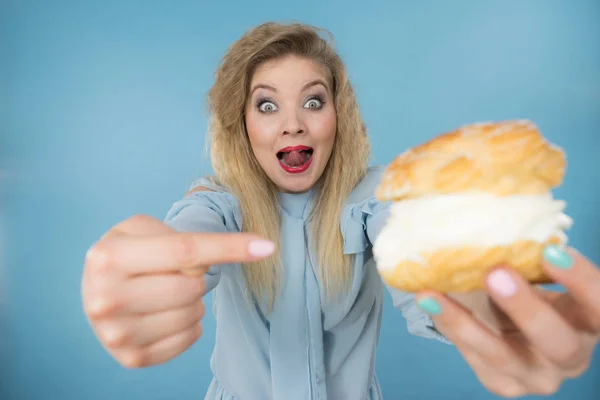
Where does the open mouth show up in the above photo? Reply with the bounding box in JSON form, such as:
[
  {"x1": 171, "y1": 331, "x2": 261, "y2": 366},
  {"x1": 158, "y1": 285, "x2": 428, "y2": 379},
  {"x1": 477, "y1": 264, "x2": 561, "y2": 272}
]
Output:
[{"x1": 276, "y1": 146, "x2": 314, "y2": 173}]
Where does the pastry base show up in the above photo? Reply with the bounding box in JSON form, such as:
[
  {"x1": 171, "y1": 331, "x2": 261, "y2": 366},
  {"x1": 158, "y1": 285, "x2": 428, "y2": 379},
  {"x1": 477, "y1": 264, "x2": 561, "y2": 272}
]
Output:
[{"x1": 378, "y1": 237, "x2": 561, "y2": 293}]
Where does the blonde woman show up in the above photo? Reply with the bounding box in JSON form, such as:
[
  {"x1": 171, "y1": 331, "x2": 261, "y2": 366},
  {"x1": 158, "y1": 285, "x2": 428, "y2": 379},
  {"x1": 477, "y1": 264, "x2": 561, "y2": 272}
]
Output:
[{"x1": 81, "y1": 22, "x2": 600, "y2": 399}]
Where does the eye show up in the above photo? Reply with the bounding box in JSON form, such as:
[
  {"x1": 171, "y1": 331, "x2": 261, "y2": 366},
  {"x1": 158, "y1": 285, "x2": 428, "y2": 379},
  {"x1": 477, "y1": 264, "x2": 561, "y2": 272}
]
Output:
[
  {"x1": 257, "y1": 100, "x2": 278, "y2": 113},
  {"x1": 304, "y1": 96, "x2": 324, "y2": 110}
]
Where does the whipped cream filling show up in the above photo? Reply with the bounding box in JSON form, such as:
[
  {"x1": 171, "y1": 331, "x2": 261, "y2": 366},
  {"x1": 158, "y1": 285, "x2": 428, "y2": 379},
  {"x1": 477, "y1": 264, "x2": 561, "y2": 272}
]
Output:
[{"x1": 373, "y1": 192, "x2": 573, "y2": 271}]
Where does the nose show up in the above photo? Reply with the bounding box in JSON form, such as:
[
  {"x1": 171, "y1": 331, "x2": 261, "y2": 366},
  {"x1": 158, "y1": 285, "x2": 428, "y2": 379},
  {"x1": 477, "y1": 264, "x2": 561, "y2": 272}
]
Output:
[{"x1": 282, "y1": 109, "x2": 306, "y2": 136}]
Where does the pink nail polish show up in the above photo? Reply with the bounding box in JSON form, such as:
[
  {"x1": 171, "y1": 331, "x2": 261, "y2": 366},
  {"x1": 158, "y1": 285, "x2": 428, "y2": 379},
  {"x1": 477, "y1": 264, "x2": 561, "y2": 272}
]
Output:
[
  {"x1": 248, "y1": 240, "x2": 275, "y2": 257},
  {"x1": 487, "y1": 270, "x2": 518, "y2": 297}
]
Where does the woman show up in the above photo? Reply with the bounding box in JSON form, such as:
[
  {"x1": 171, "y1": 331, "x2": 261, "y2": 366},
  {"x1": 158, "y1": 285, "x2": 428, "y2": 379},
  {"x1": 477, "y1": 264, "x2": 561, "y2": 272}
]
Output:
[{"x1": 81, "y1": 22, "x2": 600, "y2": 399}]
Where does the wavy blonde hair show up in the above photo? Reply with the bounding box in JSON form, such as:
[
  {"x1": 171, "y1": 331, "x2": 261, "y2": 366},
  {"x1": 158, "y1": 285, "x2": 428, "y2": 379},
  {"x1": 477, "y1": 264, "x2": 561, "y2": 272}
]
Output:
[{"x1": 206, "y1": 22, "x2": 371, "y2": 312}]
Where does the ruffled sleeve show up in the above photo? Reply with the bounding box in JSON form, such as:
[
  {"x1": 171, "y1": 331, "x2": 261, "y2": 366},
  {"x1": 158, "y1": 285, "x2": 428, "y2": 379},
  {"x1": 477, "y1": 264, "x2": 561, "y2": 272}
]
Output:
[
  {"x1": 340, "y1": 195, "x2": 389, "y2": 254},
  {"x1": 163, "y1": 177, "x2": 242, "y2": 295},
  {"x1": 341, "y1": 166, "x2": 452, "y2": 345}
]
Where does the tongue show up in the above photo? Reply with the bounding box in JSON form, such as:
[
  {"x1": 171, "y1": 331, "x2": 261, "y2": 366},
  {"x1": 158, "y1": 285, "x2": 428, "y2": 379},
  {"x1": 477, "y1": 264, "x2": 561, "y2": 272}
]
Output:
[{"x1": 282, "y1": 150, "x2": 306, "y2": 167}]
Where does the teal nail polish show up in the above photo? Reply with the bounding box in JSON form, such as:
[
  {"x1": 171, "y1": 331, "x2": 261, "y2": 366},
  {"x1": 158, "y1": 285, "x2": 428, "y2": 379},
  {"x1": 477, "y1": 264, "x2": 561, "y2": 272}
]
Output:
[
  {"x1": 417, "y1": 297, "x2": 442, "y2": 315},
  {"x1": 543, "y1": 244, "x2": 573, "y2": 269}
]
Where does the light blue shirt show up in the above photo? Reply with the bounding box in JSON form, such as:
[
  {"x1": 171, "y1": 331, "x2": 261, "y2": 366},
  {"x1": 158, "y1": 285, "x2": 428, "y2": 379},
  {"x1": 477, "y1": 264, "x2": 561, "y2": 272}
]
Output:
[{"x1": 164, "y1": 166, "x2": 451, "y2": 400}]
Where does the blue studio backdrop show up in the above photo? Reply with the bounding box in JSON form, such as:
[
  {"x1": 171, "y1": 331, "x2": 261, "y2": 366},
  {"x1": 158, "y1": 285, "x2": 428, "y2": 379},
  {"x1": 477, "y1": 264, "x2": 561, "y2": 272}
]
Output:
[{"x1": 2, "y1": 1, "x2": 599, "y2": 399}]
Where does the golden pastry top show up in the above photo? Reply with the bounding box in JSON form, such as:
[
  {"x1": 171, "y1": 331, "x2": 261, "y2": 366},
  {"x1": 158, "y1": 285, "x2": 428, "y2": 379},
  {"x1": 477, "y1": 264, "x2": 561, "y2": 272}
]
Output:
[{"x1": 376, "y1": 120, "x2": 566, "y2": 201}]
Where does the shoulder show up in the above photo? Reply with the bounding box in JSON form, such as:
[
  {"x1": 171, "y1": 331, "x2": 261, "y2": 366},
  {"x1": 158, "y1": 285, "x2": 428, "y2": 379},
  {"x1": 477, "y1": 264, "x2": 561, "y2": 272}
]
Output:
[
  {"x1": 344, "y1": 165, "x2": 387, "y2": 206},
  {"x1": 182, "y1": 176, "x2": 240, "y2": 211},
  {"x1": 186, "y1": 176, "x2": 232, "y2": 195},
  {"x1": 185, "y1": 186, "x2": 214, "y2": 196},
  {"x1": 164, "y1": 176, "x2": 242, "y2": 231}
]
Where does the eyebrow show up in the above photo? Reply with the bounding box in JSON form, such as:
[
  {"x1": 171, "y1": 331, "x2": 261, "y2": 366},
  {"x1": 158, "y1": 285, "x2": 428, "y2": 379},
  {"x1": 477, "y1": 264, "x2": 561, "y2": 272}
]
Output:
[{"x1": 250, "y1": 79, "x2": 329, "y2": 95}]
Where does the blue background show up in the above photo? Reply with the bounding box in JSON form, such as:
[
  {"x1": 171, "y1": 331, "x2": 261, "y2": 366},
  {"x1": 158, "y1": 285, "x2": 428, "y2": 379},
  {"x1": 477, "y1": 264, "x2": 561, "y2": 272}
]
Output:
[{"x1": 2, "y1": 0, "x2": 599, "y2": 399}]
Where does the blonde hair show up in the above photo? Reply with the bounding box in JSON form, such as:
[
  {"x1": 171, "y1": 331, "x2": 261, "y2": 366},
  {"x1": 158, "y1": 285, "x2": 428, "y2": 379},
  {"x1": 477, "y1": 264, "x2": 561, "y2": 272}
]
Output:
[{"x1": 207, "y1": 22, "x2": 371, "y2": 311}]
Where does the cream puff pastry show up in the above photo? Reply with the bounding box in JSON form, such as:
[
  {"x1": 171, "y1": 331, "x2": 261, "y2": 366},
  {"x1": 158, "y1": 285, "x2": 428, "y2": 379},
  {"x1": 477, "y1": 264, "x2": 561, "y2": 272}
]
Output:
[{"x1": 373, "y1": 120, "x2": 573, "y2": 292}]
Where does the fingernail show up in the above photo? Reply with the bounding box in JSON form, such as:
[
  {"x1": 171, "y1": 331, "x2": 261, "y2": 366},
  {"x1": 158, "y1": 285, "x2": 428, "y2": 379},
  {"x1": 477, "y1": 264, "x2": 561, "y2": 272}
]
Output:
[
  {"x1": 248, "y1": 239, "x2": 275, "y2": 257},
  {"x1": 487, "y1": 269, "x2": 518, "y2": 297},
  {"x1": 417, "y1": 297, "x2": 442, "y2": 315},
  {"x1": 543, "y1": 244, "x2": 573, "y2": 269}
]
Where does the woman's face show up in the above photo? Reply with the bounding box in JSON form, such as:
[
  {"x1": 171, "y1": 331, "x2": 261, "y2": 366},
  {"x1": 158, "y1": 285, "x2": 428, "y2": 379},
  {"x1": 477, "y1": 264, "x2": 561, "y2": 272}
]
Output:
[{"x1": 245, "y1": 54, "x2": 337, "y2": 194}]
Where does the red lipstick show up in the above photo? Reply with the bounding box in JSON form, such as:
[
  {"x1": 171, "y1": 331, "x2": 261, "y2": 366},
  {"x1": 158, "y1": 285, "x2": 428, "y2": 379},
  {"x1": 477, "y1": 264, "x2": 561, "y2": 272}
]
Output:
[{"x1": 277, "y1": 145, "x2": 314, "y2": 174}]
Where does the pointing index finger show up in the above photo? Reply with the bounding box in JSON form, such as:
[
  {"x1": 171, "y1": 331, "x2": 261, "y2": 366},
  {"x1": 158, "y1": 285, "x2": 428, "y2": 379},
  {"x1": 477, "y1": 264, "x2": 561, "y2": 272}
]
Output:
[{"x1": 101, "y1": 232, "x2": 276, "y2": 276}]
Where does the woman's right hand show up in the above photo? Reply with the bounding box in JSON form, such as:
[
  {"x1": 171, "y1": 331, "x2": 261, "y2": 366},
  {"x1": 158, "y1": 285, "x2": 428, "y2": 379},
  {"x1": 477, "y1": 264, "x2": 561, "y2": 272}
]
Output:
[{"x1": 81, "y1": 214, "x2": 275, "y2": 368}]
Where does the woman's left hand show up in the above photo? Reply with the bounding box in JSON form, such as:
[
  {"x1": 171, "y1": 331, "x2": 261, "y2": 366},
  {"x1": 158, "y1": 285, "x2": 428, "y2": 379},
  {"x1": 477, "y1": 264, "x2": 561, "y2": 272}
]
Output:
[{"x1": 417, "y1": 245, "x2": 599, "y2": 398}]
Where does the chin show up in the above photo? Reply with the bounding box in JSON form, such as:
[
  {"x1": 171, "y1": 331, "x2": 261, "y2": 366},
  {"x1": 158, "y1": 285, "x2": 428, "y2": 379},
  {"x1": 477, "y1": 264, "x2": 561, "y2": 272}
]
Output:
[{"x1": 275, "y1": 173, "x2": 318, "y2": 194}]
